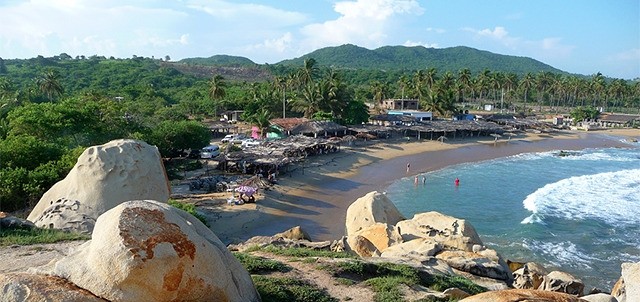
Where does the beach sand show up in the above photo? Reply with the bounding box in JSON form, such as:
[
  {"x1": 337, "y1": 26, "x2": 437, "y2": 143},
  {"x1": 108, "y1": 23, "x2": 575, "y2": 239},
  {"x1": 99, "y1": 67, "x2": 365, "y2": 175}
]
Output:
[{"x1": 192, "y1": 128, "x2": 640, "y2": 244}]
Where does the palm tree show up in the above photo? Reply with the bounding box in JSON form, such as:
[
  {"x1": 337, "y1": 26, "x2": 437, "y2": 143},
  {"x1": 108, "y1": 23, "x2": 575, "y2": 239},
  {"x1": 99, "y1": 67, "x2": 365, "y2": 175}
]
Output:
[
  {"x1": 290, "y1": 83, "x2": 322, "y2": 118},
  {"x1": 457, "y1": 68, "x2": 472, "y2": 102},
  {"x1": 37, "y1": 70, "x2": 64, "y2": 101},
  {"x1": 519, "y1": 73, "x2": 535, "y2": 113},
  {"x1": 208, "y1": 75, "x2": 226, "y2": 101},
  {"x1": 246, "y1": 109, "x2": 272, "y2": 138},
  {"x1": 298, "y1": 58, "x2": 318, "y2": 86},
  {"x1": 590, "y1": 72, "x2": 606, "y2": 109}
]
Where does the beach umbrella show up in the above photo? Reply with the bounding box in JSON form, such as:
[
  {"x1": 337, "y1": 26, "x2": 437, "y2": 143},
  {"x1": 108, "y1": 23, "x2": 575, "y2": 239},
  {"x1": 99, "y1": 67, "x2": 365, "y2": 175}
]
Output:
[
  {"x1": 235, "y1": 185, "x2": 257, "y2": 196},
  {"x1": 437, "y1": 136, "x2": 448, "y2": 144},
  {"x1": 490, "y1": 133, "x2": 502, "y2": 144}
]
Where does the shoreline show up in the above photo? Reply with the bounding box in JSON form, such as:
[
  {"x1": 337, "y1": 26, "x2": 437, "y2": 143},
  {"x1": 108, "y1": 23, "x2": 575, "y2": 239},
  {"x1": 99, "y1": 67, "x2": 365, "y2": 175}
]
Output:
[{"x1": 203, "y1": 128, "x2": 640, "y2": 244}]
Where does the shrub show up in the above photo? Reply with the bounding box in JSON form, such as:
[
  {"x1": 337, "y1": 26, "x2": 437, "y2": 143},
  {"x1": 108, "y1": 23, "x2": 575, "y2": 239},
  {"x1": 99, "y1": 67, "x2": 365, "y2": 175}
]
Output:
[
  {"x1": 167, "y1": 199, "x2": 209, "y2": 227},
  {"x1": 252, "y1": 276, "x2": 337, "y2": 302},
  {"x1": 233, "y1": 252, "x2": 290, "y2": 273},
  {"x1": 0, "y1": 228, "x2": 89, "y2": 246}
]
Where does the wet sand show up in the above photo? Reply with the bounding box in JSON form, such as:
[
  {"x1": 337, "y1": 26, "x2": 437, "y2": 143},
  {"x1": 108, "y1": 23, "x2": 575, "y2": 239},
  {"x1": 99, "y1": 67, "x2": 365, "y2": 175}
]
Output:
[{"x1": 206, "y1": 129, "x2": 639, "y2": 244}]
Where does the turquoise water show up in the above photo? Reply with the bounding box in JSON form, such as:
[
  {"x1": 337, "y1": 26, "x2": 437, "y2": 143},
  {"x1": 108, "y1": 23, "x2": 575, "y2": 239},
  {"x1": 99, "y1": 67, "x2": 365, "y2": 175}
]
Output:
[{"x1": 385, "y1": 142, "x2": 640, "y2": 290}]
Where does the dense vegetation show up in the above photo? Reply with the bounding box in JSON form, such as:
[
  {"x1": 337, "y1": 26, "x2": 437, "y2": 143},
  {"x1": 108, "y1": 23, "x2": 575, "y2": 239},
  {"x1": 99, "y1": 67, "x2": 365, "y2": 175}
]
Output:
[
  {"x1": 0, "y1": 47, "x2": 638, "y2": 213},
  {"x1": 277, "y1": 44, "x2": 565, "y2": 76}
]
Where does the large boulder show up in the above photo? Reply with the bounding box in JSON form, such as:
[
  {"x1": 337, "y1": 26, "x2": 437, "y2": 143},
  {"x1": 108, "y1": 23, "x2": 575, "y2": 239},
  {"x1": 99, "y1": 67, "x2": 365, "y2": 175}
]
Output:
[
  {"x1": 396, "y1": 212, "x2": 483, "y2": 251},
  {"x1": 611, "y1": 276, "x2": 625, "y2": 302},
  {"x1": 513, "y1": 262, "x2": 548, "y2": 290},
  {"x1": 0, "y1": 272, "x2": 107, "y2": 302},
  {"x1": 460, "y1": 289, "x2": 587, "y2": 302},
  {"x1": 580, "y1": 293, "x2": 618, "y2": 302},
  {"x1": 436, "y1": 250, "x2": 512, "y2": 281},
  {"x1": 621, "y1": 262, "x2": 640, "y2": 301},
  {"x1": 27, "y1": 139, "x2": 170, "y2": 234},
  {"x1": 45, "y1": 200, "x2": 260, "y2": 302},
  {"x1": 538, "y1": 271, "x2": 585, "y2": 296},
  {"x1": 380, "y1": 238, "x2": 441, "y2": 261},
  {"x1": 347, "y1": 223, "x2": 403, "y2": 254},
  {"x1": 345, "y1": 191, "x2": 405, "y2": 236}
]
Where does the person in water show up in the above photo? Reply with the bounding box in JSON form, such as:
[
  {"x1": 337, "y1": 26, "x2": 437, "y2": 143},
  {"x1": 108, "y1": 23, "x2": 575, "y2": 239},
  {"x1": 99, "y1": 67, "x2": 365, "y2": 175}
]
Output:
[{"x1": 454, "y1": 178, "x2": 460, "y2": 186}]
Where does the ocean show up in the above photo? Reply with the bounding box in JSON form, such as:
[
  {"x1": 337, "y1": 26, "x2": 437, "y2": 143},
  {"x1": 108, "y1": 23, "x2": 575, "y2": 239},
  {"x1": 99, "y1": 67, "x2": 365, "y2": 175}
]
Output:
[{"x1": 385, "y1": 140, "x2": 640, "y2": 291}]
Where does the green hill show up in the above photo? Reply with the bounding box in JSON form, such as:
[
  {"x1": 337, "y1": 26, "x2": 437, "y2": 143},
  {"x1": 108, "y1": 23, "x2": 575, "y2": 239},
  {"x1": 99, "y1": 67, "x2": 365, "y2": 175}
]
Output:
[
  {"x1": 178, "y1": 55, "x2": 257, "y2": 67},
  {"x1": 276, "y1": 44, "x2": 565, "y2": 75}
]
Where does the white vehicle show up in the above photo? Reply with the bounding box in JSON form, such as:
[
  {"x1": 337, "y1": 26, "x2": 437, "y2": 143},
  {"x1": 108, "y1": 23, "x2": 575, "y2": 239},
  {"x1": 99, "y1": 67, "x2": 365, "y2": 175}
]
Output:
[
  {"x1": 221, "y1": 133, "x2": 246, "y2": 144},
  {"x1": 200, "y1": 145, "x2": 220, "y2": 159},
  {"x1": 230, "y1": 134, "x2": 248, "y2": 144},
  {"x1": 241, "y1": 138, "x2": 261, "y2": 149}
]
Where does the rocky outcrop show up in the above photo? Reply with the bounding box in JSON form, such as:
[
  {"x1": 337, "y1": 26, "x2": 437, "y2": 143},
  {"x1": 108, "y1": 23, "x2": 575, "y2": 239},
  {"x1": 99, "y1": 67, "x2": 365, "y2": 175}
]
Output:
[
  {"x1": 513, "y1": 262, "x2": 548, "y2": 290},
  {"x1": 0, "y1": 272, "x2": 107, "y2": 302},
  {"x1": 611, "y1": 276, "x2": 625, "y2": 302},
  {"x1": 345, "y1": 191, "x2": 405, "y2": 236},
  {"x1": 27, "y1": 139, "x2": 170, "y2": 234},
  {"x1": 460, "y1": 289, "x2": 587, "y2": 301},
  {"x1": 396, "y1": 211, "x2": 483, "y2": 251},
  {"x1": 436, "y1": 250, "x2": 512, "y2": 281},
  {"x1": 621, "y1": 262, "x2": 640, "y2": 302},
  {"x1": 539, "y1": 271, "x2": 585, "y2": 296},
  {"x1": 580, "y1": 293, "x2": 619, "y2": 302},
  {"x1": 380, "y1": 237, "x2": 441, "y2": 261},
  {"x1": 349, "y1": 235, "x2": 380, "y2": 257},
  {"x1": 0, "y1": 213, "x2": 35, "y2": 230},
  {"x1": 275, "y1": 225, "x2": 311, "y2": 241},
  {"x1": 347, "y1": 222, "x2": 402, "y2": 254},
  {"x1": 44, "y1": 200, "x2": 259, "y2": 302}
]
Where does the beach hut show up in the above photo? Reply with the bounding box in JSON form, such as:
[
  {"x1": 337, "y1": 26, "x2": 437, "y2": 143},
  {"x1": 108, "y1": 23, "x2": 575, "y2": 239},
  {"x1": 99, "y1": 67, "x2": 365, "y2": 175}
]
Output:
[{"x1": 289, "y1": 120, "x2": 348, "y2": 138}]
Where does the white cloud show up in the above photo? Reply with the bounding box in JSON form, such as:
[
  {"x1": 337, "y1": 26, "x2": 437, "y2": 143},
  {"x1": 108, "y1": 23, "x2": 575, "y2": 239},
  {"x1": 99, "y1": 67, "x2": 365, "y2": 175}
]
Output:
[
  {"x1": 477, "y1": 26, "x2": 509, "y2": 40},
  {"x1": 426, "y1": 27, "x2": 446, "y2": 34},
  {"x1": 404, "y1": 40, "x2": 438, "y2": 48},
  {"x1": 610, "y1": 48, "x2": 640, "y2": 61},
  {"x1": 298, "y1": 0, "x2": 424, "y2": 52},
  {"x1": 247, "y1": 33, "x2": 294, "y2": 54}
]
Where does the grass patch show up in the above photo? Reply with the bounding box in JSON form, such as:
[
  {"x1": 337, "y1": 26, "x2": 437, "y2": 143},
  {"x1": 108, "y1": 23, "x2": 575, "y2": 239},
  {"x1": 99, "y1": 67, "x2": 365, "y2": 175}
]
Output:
[
  {"x1": 260, "y1": 245, "x2": 354, "y2": 259},
  {"x1": 0, "y1": 228, "x2": 89, "y2": 246},
  {"x1": 332, "y1": 260, "x2": 485, "y2": 301},
  {"x1": 425, "y1": 274, "x2": 486, "y2": 295},
  {"x1": 252, "y1": 276, "x2": 338, "y2": 302},
  {"x1": 168, "y1": 199, "x2": 209, "y2": 227},
  {"x1": 233, "y1": 252, "x2": 290, "y2": 274}
]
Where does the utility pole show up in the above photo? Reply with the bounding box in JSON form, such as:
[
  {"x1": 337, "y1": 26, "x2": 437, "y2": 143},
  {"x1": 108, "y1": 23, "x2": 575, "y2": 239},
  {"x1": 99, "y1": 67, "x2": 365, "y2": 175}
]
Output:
[
  {"x1": 282, "y1": 86, "x2": 286, "y2": 118},
  {"x1": 500, "y1": 88, "x2": 504, "y2": 114}
]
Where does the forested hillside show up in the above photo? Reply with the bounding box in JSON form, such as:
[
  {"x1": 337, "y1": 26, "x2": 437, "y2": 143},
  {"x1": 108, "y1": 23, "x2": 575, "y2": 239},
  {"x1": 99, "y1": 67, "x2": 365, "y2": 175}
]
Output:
[{"x1": 277, "y1": 44, "x2": 565, "y2": 76}]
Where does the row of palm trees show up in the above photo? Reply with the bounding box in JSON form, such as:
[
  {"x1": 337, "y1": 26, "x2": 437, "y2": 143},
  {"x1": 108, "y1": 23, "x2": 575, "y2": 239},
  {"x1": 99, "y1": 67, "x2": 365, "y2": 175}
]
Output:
[{"x1": 371, "y1": 67, "x2": 640, "y2": 117}]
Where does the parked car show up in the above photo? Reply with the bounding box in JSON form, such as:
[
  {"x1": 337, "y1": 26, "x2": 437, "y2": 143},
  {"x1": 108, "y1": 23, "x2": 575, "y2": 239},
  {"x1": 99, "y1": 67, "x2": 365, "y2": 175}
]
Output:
[
  {"x1": 200, "y1": 144, "x2": 220, "y2": 159},
  {"x1": 230, "y1": 134, "x2": 248, "y2": 144},
  {"x1": 221, "y1": 134, "x2": 246, "y2": 144},
  {"x1": 241, "y1": 138, "x2": 261, "y2": 149}
]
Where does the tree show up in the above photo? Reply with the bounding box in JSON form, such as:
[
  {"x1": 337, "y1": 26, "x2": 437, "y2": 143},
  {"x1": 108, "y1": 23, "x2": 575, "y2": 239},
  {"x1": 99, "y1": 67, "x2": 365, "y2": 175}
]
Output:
[
  {"x1": 519, "y1": 73, "x2": 535, "y2": 113},
  {"x1": 37, "y1": 69, "x2": 64, "y2": 101},
  {"x1": 147, "y1": 120, "x2": 210, "y2": 158},
  {"x1": 246, "y1": 108, "x2": 272, "y2": 138},
  {"x1": 570, "y1": 107, "x2": 599, "y2": 124},
  {"x1": 208, "y1": 75, "x2": 226, "y2": 101}
]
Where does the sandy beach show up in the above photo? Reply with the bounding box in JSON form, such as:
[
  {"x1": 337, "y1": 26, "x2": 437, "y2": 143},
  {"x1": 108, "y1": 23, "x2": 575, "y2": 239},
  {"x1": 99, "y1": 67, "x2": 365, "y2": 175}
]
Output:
[{"x1": 192, "y1": 128, "x2": 640, "y2": 244}]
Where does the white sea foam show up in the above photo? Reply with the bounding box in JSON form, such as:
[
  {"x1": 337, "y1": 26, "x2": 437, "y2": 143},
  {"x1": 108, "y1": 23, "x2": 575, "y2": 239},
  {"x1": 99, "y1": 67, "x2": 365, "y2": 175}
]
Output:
[
  {"x1": 521, "y1": 168, "x2": 640, "y2": 225},
  {"x1": 522, "y1": 239, "x2": 597, "y2": 269}
]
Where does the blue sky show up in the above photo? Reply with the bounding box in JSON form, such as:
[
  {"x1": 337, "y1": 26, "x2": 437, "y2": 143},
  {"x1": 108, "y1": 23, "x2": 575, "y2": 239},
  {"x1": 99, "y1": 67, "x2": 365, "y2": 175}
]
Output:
[{"x1": 0, "y1": 0, "x2": 638, "y2": 79}]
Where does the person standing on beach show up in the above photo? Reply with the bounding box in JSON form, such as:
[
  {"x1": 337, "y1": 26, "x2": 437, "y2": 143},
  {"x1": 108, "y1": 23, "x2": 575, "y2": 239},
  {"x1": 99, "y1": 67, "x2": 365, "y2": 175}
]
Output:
[
  {"x1": 422, "y1": 175, "x2": 427, "y2": 184},
  {"x1": 406, "y1": 163, "x2": 410, "y2": 174},
  {"x1": 414, "y1": 176, "x2": 418, "y2": 185}
]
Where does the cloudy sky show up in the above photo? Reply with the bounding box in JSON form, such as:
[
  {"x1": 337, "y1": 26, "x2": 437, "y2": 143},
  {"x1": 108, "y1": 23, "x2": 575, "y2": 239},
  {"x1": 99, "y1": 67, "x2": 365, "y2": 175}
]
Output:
[{"x1": 1, "y1": 0, "x2": 638, "y2": 79}]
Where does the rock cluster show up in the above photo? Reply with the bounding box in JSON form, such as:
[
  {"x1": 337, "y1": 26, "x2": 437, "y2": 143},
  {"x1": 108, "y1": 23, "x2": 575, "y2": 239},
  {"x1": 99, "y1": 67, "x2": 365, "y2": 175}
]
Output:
[
  {"x1": 27, "y1": 139, "x2": 170, "y2": 234},
  {"x1": 341, "y1": 190, "x2": 628, "y2": 302},
  {"x1": 3, "y1": 200, "x2": 260, "y2": 302}
]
